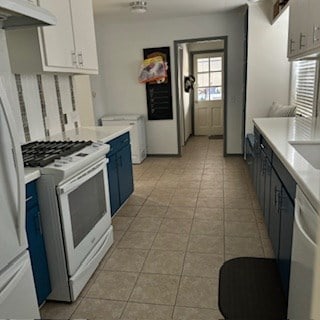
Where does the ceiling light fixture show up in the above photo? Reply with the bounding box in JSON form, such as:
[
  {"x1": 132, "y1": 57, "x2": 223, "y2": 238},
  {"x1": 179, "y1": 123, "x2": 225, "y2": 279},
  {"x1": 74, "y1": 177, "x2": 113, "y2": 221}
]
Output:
[{"x1": 130, "y1": 1, "x2": 147, "y2": 13}]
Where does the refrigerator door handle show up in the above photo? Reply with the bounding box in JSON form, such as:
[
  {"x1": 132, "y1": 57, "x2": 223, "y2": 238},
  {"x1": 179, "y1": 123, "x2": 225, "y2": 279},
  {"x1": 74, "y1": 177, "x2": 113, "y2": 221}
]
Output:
[
  {"x1": 0, "y1": 258, "x2": 28, "y2": 306},
  {"x1": 0, "y1": 82, "x2": 25, "y2": 246}
]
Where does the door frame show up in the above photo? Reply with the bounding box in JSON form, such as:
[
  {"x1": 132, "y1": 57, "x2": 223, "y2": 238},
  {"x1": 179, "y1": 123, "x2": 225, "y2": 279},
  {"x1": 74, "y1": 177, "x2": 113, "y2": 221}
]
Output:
[{"x1": 174, "y1": 36, "x2": 228, "y2": 157}]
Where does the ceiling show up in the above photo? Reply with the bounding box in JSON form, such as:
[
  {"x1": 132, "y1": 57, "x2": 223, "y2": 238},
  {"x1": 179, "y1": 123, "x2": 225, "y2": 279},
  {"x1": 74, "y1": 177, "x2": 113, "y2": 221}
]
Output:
[{"x1": 92, "y1": 0, "x2": 253, "y2": 20}]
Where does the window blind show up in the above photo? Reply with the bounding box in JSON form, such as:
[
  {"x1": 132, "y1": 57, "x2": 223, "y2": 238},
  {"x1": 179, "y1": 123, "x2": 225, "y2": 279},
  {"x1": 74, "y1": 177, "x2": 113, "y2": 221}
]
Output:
[{"x1": 292, "y1": 60, "x2": 317, "y2": 118}]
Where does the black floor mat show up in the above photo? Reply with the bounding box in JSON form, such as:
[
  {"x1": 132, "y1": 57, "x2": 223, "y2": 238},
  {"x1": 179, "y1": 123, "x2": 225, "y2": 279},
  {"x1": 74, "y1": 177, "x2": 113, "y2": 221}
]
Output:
[{"x1": 219, "y1": 257, "x2": 288, "y2": 320}]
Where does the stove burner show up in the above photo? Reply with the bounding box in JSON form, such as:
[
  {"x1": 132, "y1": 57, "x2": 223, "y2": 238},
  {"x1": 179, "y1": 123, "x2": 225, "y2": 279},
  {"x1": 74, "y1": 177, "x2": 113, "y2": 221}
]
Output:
[{"x1": 22, "y1": 141, "x2": 92, "y2": 167}]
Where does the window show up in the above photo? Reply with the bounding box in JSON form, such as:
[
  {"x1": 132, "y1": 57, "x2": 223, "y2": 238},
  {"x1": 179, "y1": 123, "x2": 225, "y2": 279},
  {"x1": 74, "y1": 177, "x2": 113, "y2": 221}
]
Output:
[
  {"x1": 196, "y1": 57, "x2": 223, "y2": 101},
  {"x1": 291, "y1": 60, "x2": 319, "y2": 117}
]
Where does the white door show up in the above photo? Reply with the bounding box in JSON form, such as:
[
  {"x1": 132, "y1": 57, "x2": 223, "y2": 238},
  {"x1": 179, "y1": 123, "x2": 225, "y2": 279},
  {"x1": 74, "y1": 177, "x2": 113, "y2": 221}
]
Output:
[
  {"x1": 0, "y1": 252, "x2": 39, "y2": 319},
  {"x1": 193, "y1": 53, "x2": 224, "y2": 136},
  {"x1": 70, "y1": 0, "x2": 99, "y2": 71},
  {"x1": 39, "y1": 0, "x2": 75, "y2": 69},
  {"x1": 0, "y1": 79, "x2": 27, "y2": 272}
]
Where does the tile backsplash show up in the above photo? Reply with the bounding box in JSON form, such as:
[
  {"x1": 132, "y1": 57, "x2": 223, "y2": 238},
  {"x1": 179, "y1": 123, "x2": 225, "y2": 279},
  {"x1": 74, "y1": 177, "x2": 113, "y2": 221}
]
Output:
[
  {"x1": 0, "y1": 29, "x2": 80, "y2": 144},
  {"x1": 15, "y1": 74, "x2": 80, "y2": 143}
]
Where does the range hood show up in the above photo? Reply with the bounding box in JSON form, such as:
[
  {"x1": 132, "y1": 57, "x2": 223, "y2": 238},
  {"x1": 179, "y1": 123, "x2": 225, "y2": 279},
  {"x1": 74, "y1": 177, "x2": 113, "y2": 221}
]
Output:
[{"x1": 0, "y1": 0, "x2": 56, "y2": 29}]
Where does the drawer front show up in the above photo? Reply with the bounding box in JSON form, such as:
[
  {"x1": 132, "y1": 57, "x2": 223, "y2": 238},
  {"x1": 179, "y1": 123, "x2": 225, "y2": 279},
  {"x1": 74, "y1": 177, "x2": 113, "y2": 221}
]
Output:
[
  {"x1": 273, "y1": 155, "x2": 296, "y2": 202},
  {"x1": 261, "y1": 136, "x2": 273, "y2": 161},
  {"x1": 108, "y1": 132, "x2": 130, "y2": 155},
  {"x1": 26, "y1": 181, "x2": 38, "y2": 210}
]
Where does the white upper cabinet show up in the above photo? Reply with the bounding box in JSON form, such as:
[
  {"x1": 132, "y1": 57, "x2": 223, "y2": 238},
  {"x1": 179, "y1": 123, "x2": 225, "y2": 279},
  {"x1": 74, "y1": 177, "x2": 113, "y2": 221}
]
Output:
[
  {"x1": 70, "y1": 0, "x2": 98, "y2": 71},
  {"x1": 6, "y1": 0, "x2": 99, "y2": 74},
  {"x1": 309, "y1": 0, "x2": 320, "y2": 50},
  {"x1": 39, "y1": 0, "x2": 75, "y2": 69},
  {"x1": 288, "y1": 0, "x2": 320, "y2": 59}
]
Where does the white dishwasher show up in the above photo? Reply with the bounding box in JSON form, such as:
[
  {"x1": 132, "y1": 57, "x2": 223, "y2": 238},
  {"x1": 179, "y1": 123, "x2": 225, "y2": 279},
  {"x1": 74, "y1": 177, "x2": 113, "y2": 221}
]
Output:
[
  {"x1": 101, "y1": 115, "x2": 147, "y2": 164},
  {"x1": 288, "y1": 186, "x2": 319, "y2": 320}
]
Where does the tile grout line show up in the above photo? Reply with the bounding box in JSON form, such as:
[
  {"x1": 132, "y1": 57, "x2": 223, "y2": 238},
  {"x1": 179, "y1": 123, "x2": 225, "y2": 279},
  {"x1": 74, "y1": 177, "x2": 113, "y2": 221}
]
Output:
[
  {"x1": 118, "y1": 204, "x2": 167, "y2": 319},
  {"x1": 171, "y1": 205, "x2": 195, "y2": 318}
]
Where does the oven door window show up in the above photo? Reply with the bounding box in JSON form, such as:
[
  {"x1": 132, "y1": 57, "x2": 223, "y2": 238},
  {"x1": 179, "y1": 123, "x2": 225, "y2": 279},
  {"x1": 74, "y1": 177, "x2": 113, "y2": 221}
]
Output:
[{"x1": 68, "y1": 171, "x2": 106, "y2": 248}]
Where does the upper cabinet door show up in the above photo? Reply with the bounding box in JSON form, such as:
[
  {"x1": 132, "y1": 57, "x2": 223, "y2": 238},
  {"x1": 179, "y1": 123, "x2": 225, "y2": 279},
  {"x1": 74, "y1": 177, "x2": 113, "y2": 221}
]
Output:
[
  {"x1": 70, "y1": 0, "x2": 99, "y2": 71},
  {"x1": 309, "y1": 0, "x2": 320, "y2": 50},
  {"x1": 39, "y1": 0, "x2": 75, "y2": 69}
]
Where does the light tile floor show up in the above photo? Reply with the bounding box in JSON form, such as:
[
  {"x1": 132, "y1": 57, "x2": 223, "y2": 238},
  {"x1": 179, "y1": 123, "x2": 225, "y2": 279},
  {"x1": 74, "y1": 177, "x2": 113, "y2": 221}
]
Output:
[{"x1": 40, "y1": 137, "x2": 275, "y2": 320}]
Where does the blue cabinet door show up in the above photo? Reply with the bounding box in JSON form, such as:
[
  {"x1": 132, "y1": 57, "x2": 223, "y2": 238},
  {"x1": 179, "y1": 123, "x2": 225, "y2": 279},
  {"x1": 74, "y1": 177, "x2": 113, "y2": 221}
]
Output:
[
  {"x1": 118, "y1": 144, "x2": 134, "y2": 205},
  {"x1": 278, "y1": 187, "x2": 294, "y2": 300},
  {"x1": 269, "y1": 168, "x2": 282, "y2": 258},
  {"x1": 107, "y1": 153, "x2": 120, "y2": 217},
  {"x1": 264, "y1": 159, "x2": 272, "y2": 229},
  {"x1": 26, "y1": 199, "x2": 51, "y2": 306},
  {"x1": 258, "y1": 150, "x2": 267, "y2": 213}
]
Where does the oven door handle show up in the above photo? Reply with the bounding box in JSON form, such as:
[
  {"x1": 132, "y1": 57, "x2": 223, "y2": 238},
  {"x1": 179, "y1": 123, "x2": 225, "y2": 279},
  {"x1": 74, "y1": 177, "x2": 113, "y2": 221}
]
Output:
[{"x1": 57, "y1": 159, "x2": 107, "y2": 195}]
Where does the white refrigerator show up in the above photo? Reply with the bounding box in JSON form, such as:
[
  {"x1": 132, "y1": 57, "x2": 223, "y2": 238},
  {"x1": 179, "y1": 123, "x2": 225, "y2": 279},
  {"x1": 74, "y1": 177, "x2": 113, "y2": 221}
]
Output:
[{"x1": 0, "y1": 78, "x2": 39, "y2": 318}]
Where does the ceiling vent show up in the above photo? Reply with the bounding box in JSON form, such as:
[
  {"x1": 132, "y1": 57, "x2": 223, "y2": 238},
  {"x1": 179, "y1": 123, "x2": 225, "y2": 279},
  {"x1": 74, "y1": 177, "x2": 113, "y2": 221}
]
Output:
[{"x1": 130, "y1": 1, "x2": 147, "y2": 13}]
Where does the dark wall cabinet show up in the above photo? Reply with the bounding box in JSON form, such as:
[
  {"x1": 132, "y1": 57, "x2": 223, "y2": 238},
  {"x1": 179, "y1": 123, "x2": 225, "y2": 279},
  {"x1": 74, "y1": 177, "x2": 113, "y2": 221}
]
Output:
[
  {"x1": 107, "y1": 132, "x2": 134, "y2": 216},
  {"x1": 26, "y1": 181, "x2": 51, "y2": 306},
  {"x1": 246, "y1": 128, "x2": 296, "y2": 300}
]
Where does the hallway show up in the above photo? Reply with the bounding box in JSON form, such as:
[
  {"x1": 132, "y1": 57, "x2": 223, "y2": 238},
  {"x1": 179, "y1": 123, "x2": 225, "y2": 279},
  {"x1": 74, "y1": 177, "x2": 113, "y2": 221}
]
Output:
[{"x1": 41, "y1": 136, "x2": 274, "y2": 320}]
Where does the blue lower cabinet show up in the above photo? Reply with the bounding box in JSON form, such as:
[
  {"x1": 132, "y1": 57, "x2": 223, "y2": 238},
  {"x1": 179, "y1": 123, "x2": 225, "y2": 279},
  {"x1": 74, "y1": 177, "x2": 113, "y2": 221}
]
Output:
[
  {"x1": 26, "y1": 181, "x2": 51, "y2": 306},
  {"x1": 108, "y1": 154, "x2": 120, "y2": 216},
  {"x1": 118, "y1": 144, "x2": 134, "y2": 204},
  {"x1": 107, "y1": 133, "x2": 134, "y2": 217},
  {"x1": 278, "y1": 187, "x2": 294, "y2": 300}
]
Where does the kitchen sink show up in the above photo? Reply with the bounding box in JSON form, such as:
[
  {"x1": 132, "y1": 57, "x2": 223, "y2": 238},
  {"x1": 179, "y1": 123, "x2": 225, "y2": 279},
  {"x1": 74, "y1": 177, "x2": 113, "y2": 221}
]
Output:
[{"x1": 289, "y1": 141, "x2": 320, "y2": 169}]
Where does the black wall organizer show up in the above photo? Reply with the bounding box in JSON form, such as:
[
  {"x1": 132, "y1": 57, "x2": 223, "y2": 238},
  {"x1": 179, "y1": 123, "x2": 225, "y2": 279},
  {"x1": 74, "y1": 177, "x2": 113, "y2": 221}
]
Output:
[{"x1": 143, "y1": 47, "x2": 173, "y2": 120}]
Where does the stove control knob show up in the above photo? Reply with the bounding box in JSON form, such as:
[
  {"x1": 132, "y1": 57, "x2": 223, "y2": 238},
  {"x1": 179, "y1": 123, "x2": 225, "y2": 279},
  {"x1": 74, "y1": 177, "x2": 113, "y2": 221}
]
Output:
[
  {"x1": 61, "y1": 156, "x2": 73, "y2": 163},
  {"x1": 54, "y1": 162, "x2": 62, "y2": 168},
  {"x1": 54, "y1": 160, "x2": 64, "y2": 167}
]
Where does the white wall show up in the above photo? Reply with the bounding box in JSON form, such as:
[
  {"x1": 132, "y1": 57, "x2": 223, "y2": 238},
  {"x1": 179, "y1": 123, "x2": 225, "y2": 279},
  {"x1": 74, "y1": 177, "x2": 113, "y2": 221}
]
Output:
[
  {"x1": 245, "y1": 2, "x2": 290, "y2": 134},
  {"x1": 92, "y1": 9, "x2": 246, "y2": 154}
]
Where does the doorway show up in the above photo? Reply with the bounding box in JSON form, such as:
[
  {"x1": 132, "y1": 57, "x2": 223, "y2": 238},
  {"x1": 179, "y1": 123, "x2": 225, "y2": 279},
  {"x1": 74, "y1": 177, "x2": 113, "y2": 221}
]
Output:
[
  {"x1": 174, "y1": 37, "x2": 228, "y2": 156},
  {"x1": 193, "y1": 51, "x2": 224, "y2": 137}
]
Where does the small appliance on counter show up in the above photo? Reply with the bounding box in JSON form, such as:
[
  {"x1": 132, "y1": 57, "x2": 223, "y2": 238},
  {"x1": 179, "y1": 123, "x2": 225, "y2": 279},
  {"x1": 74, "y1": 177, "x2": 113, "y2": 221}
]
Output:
[
  {"x1": 22, "y1": 140, "x2": 113, "y2": 302},
  {"x1": 101, "y1": 114, "x2": 147, "y2": 164}
]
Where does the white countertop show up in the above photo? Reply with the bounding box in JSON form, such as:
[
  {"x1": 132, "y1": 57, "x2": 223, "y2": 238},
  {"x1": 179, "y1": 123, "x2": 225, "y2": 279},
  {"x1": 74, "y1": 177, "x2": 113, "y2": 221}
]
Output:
[
  {"x1": 49, "y1": 126, "x2": 132, "y2": 144},
  {"x1": 24, "y1": 126, "x2": 131, "y2": 183},
  {"x1": 24, "y1": 168, "x2": 40, "y2": 184},
  {"x1": 253, "y1": 117, "x2": 320, "y2": 212}
]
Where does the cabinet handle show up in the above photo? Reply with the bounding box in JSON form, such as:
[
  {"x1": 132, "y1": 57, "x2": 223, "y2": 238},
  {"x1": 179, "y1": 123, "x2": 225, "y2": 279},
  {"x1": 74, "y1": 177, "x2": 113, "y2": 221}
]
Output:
[
  {"x1": 78, "y1": 52, "x2": 84, "y2": 67},
  {"x1": 290, "y1": 39, "x2": 295, "y2": 53},
  {"x1": 278, "y1": 192, "x2": 287, "y2": 212},
  {"x1": 299, "y1": 33, "x2": 306, "y2": 49},
  {"x1": 26, "y1": 196, "x2": 33, "y2": 203},
  {"x1": 71, "y1": 51, "x2": 77, "y2": 66},
  {"x1": 261, "y1": 159, "x2": 267, "y2": 176},
  {"x1": 314, "y1": 25, "x2": 320, "y2": 43},
  {"x1": 34, "y1": 211, "x2": 43, "y2": 235},
  {"x1": 260, "y1": 143, "x2": 265, "y2": 150},
  {"x1": 274, "y1": 187, "x2": 280, "y2": 207},
  {"x1": 266, "y1": 161, "x2": 272, "y2": 176}
]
